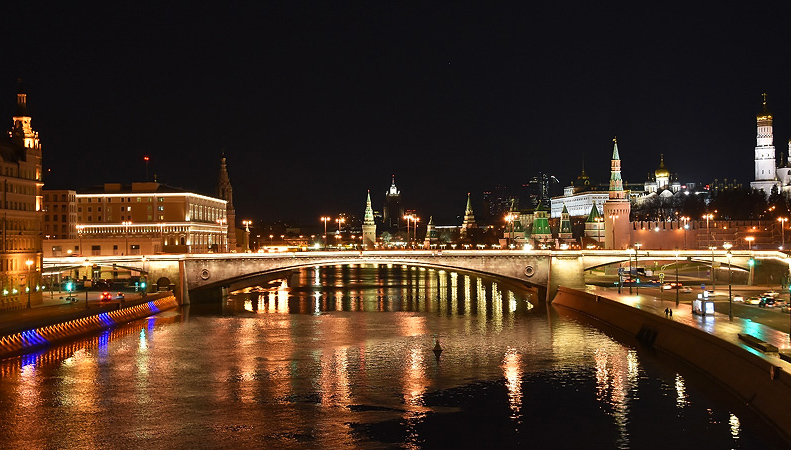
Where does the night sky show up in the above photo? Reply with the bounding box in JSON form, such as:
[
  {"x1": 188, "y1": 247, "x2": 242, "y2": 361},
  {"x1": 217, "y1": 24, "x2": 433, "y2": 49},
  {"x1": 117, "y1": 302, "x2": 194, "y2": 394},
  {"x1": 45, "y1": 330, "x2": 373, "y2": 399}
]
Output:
[{"x1": 2, "y1": 3, "x2": 791, "y2": 225}]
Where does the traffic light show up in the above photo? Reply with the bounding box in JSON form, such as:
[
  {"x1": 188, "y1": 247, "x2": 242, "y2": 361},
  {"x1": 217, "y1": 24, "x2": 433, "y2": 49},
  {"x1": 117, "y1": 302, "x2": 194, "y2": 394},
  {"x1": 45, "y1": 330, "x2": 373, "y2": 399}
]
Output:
[{"x1": 748, "y1": 258, "x2": 755, "y2": 267}]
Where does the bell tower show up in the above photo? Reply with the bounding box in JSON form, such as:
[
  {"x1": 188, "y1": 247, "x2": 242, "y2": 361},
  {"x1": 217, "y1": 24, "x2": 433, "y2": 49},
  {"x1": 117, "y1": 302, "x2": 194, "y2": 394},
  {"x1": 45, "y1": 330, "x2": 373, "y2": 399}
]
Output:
[{"x1": 751, "y1": 93, "x2": 778, "y2": 195}]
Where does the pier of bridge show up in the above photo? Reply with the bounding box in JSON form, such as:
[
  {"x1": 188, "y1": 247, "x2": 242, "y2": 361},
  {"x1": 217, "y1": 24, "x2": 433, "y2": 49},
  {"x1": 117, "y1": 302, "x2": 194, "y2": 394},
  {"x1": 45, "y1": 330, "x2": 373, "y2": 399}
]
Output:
[{"x1": 44, "y1": 250, "x2": 791, "y2": 305}]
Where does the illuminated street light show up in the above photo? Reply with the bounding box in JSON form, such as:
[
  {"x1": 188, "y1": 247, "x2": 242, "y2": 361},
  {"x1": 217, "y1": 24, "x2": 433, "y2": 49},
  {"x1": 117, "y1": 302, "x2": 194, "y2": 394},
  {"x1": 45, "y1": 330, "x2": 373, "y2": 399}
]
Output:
[
  {"x1": 83, "y1": 259, "x2": 90, "y2": 309},
  {"x1": 709, "y1": 246, "x2": 717, "y2": 293},
  {"x1": 122, "y1": 221, "x2": 132, "y2": 256},
  {"x1": 320, "y1": 217, "x2": 331, "y2": 250},
  {"x1": 25, "y1": 259, "x2": 33, "y2": 309},
  {"x1": 680, "y1": 216, "x2": 690, "y2": 249},
  {"x1": 242, "y1": 220, "x2": 252, "y2": 252},
  {"x1": 674, "y1": 249, "x2": 680, "y2": 306},
  {"x1": 634, "y1": 243, "x2": 642, "y2": 296},
  {"x1": 608, "y1": 214, "x2": 619, "y2": 249},
  {"x1": 777, "y1": 217, "x2": 787, "y2": 250},
  {"x1": 76, "y1": 224, "x2": 84, "y2": 256},
  {"x1": 703, "y1": 213, "x2": 714, "y2": 249},
  {"x1": 723, "y1": 242, "x2": 733, "y2": 320},
  {"x1": 745, "y1": 235, "x2": 754, "y2": 250},
  {"x1": 505, "y1": 213, "x2": 516, "y2": 248}
]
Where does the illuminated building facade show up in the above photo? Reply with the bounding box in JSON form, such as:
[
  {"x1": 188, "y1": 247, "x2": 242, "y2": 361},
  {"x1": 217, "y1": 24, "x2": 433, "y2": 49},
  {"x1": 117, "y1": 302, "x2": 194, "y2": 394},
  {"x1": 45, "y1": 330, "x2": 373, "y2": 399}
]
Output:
[
  {"x1": 382, "y1": 175, "x2": 403, "y2": 230},
  {"x1": 42, "y1": 182, "x2": 227, "y2": 256},
  {"x1": 0, "y1": 83, "x2": 44, "y2": 309},
  {"x1": 751, "y1": 93, "x2": 779, "y2": 195}
]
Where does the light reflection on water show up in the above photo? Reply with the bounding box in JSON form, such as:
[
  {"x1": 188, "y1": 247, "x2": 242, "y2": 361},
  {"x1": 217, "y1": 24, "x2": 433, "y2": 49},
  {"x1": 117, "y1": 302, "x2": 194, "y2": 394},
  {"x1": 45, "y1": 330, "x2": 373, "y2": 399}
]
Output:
[{"x1": 0, "y1": 264, "x2": 779, "y2": 449}]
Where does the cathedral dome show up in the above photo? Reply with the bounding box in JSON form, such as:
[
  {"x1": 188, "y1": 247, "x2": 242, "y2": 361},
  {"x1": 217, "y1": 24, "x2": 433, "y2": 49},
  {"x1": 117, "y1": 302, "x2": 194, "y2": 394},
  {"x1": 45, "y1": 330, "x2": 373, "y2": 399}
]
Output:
[{"x1": 655, "y1": 154, "x2": 669, "y2": 178}]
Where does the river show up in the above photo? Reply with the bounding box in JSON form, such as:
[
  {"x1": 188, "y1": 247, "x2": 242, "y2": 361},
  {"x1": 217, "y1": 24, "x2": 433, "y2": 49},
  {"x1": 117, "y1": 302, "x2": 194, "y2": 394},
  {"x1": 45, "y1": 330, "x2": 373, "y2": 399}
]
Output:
[{"x1": 0, "y1": 264, "x2": 784, "y2": 449}]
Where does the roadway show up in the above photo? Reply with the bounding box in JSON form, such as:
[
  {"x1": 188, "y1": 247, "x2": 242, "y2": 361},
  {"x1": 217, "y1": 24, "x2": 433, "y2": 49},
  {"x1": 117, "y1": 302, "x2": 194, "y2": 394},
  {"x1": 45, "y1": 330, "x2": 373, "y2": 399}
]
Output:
[{"x1": 586, "y1": 270, "x2": 791, "y2": 334}]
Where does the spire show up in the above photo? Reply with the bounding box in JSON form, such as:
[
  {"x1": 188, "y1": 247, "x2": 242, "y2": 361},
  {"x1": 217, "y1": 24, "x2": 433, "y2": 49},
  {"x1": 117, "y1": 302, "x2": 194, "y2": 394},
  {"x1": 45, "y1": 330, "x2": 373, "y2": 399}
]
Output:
[
  {"x1": 465, "y1": 192, "x2": 473, "y2": 214},
  {"x1": 586, "y1": 204, "x2": 601, "y2": 222},
  {"x1": 388, "y1": 174, "x2": 400, "y2": 195},
  {"x1": 364, "y1": 189, "x2": 375, "y2": 225},
  {"x1": 608, "y1": 137, "x2": 625, "y2": 199},
  {"x1": 460, "y1": 193, "x2": 477, "y2": 236}
]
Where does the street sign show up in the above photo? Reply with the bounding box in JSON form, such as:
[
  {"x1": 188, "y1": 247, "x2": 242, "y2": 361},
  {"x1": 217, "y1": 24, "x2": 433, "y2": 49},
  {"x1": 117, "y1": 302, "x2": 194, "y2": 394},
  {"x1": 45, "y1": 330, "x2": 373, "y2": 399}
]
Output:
[
  {"x1": 659, "y1": 272, "x2": 665, "y2": 280},
  {"x1": 701, "y1": 284, "x2": 706, "y2": 290}
]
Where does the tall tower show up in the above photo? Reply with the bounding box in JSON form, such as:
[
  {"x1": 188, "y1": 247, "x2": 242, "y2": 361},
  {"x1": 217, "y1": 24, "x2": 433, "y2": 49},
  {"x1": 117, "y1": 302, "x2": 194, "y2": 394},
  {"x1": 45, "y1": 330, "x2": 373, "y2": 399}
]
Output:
[
  {"x1": 751, "y1": 93, "x2": 778, "y2": 195},
  {"x1": 382, "y1": 175, "x2": 403, "y2": 230},
  {"x1": 559, "y1": 204, "x2": 573, "y2": 240},
  {"x1": 584, "y1": 204, "x2": 605, "y2": 245},
  {"x1": 460, "y1": 193, "x2": 477, "y2": 237},
  {"x1": 603, "y1": 138, "x2": 631, "y2": 249},
  {"x1": 362, "y1": 190, "x2": 377, "y2": 249},
  {"x1": 217, "y1": 154, "x2": 237, "y2": 252},
  {"x1": 423, "y1": 216, "x2": 437, "y2": 248}
]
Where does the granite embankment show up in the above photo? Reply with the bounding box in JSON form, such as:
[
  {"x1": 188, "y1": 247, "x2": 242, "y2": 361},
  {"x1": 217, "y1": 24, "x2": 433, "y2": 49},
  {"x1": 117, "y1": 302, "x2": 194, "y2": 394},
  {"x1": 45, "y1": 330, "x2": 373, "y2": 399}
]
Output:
[{"x1": 553, "y1": 286, "x2": 791, "y2": 445}]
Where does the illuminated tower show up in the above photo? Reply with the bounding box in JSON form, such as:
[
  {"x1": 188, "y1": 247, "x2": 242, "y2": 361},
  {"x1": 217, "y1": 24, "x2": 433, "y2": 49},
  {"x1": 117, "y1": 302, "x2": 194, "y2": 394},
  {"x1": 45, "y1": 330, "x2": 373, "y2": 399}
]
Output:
[
  {"x1": 751, "y1": 93, "x2": 778, "y2": 195},
  {"x1": 362, "y1": 190, "x2": 377, "y2": 249},
  {"x1": 423, "y1": 216, "x2": 437, "y2": 248},
  {"x1": 559, "y1": 204, "x2": 573, "y2": 240},
  {"x1": 382, "y1": 175, "x2": 403, "y2": 230},
  {"x1": 603, "y1": 137, "x2": 631, "y2": 249},
  {"x1": 217, "y1": 154, "x2": 237, "y2": 252},
  {"x1": 530, "y1": 201, "x2": 552, "y2": 245},
  {"x1": 584, "y1": 204, "x2": 605, "y2": 245},
  {"x1": 460, "y1": 193, "x2": 477, "y2": 237}
]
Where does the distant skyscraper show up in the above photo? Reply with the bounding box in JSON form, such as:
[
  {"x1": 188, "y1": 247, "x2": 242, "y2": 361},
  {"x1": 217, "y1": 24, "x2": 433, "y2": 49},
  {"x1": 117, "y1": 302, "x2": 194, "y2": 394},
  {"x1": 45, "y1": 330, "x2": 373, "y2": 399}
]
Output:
[
  {"x1": 382, "y1": 175, "x2": 404, "y2": 230},
  {"x1": 460, "y1": 193, "x2": 477, "y2": 237},
  {"x1": 362, "y1": 190, "x2": 377, "y2": 249},
  {"x1": 217, "y1": 154, "x2": 237, "y2": 252},
  {"x1": 751, "y1": 93, "x2": 779, "y2": 196},
  {"x1": 603, "y1": 138, "x2": 631, "y2": 249}
]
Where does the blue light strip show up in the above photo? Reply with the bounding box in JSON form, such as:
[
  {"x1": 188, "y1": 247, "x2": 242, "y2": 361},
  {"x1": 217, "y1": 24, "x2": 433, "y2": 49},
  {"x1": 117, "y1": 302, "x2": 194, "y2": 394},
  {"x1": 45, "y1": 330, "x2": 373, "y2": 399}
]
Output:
[
  {"x1": 147, "y1": 301, "x2": 160, "y2": 314},
  {"x1": 97, "y1": 313, "x2": 115, "y2": 327}
]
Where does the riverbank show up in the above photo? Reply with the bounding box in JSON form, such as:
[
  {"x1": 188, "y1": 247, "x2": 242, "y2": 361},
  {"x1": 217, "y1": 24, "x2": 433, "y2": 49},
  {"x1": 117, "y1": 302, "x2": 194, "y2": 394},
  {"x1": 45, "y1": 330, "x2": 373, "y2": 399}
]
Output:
[
  {"x1": 0, "y1": 293, "x2": 179, "y2": 360},
  {"x1": 552, "y1": 286, "x2": 791, "y2": 445}
]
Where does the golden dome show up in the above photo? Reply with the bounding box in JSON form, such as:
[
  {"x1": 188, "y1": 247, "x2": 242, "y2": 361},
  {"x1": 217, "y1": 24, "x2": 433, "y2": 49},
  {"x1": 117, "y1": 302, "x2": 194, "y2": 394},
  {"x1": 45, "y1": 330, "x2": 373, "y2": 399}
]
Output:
[{"x1": 655, "y1": 154, "x2": 669, "y2": 178}]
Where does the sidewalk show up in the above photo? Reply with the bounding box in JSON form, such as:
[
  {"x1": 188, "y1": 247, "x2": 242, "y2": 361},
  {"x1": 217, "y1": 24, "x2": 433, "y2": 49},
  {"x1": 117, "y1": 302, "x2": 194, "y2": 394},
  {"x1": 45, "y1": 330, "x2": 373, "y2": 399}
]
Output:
[
  {"x1": 0, "y1": 290, "x2": 144, "y2": 337},
  {"x1": 585, "y1": 285, "x2": 791, "y2": 352}
]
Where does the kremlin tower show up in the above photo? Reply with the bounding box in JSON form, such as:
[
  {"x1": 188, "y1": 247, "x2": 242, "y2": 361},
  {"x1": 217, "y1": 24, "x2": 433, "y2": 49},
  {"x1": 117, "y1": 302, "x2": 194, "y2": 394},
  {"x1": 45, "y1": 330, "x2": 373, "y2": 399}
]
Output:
[{"x1": 603, "y1": 138, "x2": 631, "y2": 249}]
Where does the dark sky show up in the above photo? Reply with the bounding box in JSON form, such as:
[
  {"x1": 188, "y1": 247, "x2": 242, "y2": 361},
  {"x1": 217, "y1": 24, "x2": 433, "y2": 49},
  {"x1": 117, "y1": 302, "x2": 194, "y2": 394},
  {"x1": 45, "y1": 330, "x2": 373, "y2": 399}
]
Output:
[{"x1": 2, "y1": 2, "x2": 790, "y2": 225}]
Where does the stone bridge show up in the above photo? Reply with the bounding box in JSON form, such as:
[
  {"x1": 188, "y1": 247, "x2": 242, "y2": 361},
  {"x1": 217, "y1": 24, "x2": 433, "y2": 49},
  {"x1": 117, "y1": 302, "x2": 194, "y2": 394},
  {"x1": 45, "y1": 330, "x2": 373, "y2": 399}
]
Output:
[{"x1": 45, "y1": 250, "x2": 791, "y2": 304}]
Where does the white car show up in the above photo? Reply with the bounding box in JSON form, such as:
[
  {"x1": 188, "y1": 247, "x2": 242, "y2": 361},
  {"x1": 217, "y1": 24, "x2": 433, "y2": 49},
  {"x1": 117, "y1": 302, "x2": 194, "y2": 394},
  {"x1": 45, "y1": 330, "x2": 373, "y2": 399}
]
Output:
[{"x1": 733, "y1": 295, "x2": 744, "y2": 302}]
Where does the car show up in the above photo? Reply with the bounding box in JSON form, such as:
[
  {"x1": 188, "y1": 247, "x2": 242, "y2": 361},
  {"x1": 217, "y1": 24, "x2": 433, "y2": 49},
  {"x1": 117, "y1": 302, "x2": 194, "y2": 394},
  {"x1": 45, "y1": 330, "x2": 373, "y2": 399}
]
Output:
[
  {"x1": 733, "y1": 295, "x2": 744, "y2": 302},
  {"x1": 115, "y1": 292, "x2": 125, "y2": 299},
  {"x1": 747, "y1": 296, "x2": 762, "y2": 305},
  {"x1": 761, "y1": 291, "x2": 780, "y2": 298},
  {"x1": 759, "y1": 298, "x2": 776, "y2": 308},
  {"x1": 92, "y1": 280, "x2": 111, "y2": 290},
  {"x1": 99, "y1": 291, "x2": 113, "y2": 302},
  {"x1": 682, "y1": 287, "x2": 692, "y2": 293}
]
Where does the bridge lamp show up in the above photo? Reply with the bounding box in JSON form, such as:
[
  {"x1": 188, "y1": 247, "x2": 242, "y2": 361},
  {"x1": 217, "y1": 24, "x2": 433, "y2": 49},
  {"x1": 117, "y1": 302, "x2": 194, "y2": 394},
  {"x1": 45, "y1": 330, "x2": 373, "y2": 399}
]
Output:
[
  {"x1": 83, "y1": 259, "x2": 90, "y2": 309},
  {"x1": 777, "y1": 217, "x2": 788, "y2": 250},
  {"x1": 723, "y1": 242, "x2": 733, "y2": 320},
  {"x1": 745, "y1": 236, "x2": 754, "y2": 251}
]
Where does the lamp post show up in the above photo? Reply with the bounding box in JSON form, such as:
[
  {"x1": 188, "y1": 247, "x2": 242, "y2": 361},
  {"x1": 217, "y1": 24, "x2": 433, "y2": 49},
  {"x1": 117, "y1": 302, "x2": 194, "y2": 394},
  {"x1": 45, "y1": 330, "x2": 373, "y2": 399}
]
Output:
[
  {"x1": 215, "y1": 217, "x2": 227, "y2": 252},
  {"x1": 745, "y1": 236, "x2": 754, "y2": 251},
  {"x1": 674, "y1": 249, "x2": 680, "y2": 307},
  {"x1": 321, "y1": 217, "x2": 330, "y2": 250},
  {"x1": 122, "y1": 221, "x2": 132, "y2": 256},
  {"x1": 141, "y1": 256, "x2": 147, "y2": 298},
  {"x1": 703, "y1": 213, "x2": 714, "y2": 249},
  {"x1": 634, "y1": 243, "x2": 642, "y2": 296},
  {"x1": 83, "y1": 259, "x2": 90, "y2": 309},
  {"x1": 680, "y1": 216, "x2": 690, "y2": 250},
  {"x1": 413, "y1": 216, "x2": 420, "y2": 246},
  {"x1": 403, "y1": 214, "x2": 415, "y2": 248},
  {"x1": 76, "y1": 224, "x2": 84, "y2": 256},
  {"x1": 778, "y1": 217, "x2": 788, "y2": 250},
  {"x1": 628, "y1": 246, "x2": 633, "y2": 295},
  {"x1": 609, "y1": 214, "x2": 619, "y2": 249},
  {"x1": 709, "y1": 246, "x2": 717, "y2": 293},
  {"x1": 505, "y1": 213, "x2": 515, "y2": 248},
  {"x1": 242, "y1": 220, "x2": 252, "y2": 252},
  {"x1": 723, "y1": 242, "x2": 733, "y2": 320},
  {"x1": 25, "y1": 259, "x2": 33, "y2": 309}
]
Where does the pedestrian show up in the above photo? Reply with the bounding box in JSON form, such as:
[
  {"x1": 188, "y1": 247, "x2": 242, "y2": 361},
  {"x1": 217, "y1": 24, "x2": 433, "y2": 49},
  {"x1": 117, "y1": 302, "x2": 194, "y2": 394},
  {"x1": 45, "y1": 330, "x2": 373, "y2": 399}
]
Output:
[
  {"x1": 664, "y1": 307, "x2": 669, "y2": 317},
  {"x1": 669, "y1": 309, "x2": 673, "y2": 318}
]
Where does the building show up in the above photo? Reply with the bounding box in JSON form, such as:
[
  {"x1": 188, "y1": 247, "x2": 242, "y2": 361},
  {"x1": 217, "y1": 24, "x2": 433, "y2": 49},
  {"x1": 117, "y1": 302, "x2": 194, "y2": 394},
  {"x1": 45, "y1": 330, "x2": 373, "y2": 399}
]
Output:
[
  {"x1": 382, "y1": 175, "x2": 403, "y2": 230},
  {"x1": 43, "y1": 182, "x2": 227, "y2": 257},
  {"x1": 0, "y1": 82, "x2": 44, "y2": 309},
  {"x1": 751, "y1": 94, "x2": 779, "y2": 195},
  {"x1": 460, "y1": 193, "x2": 477, "y2": 238},
  {"x1": 603, "y1": 138, "x2": 631, "y2": 249},
  {"x1": 217, "y1": 154, "x2": 238, "y2": 251},
  {"x1": 361, "y1": 190, "x2": 376, "y2": 249},
  {"x1": 43, "y1": 190, "x2": 77, "y2": 240}
]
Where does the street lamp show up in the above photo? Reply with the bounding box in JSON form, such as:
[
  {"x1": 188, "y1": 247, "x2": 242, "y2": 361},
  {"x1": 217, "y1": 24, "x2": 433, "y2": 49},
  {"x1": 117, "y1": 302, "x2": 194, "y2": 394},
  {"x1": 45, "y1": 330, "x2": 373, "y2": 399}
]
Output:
[
  {"x1": 634, "y1": 243, "x2": 642, "y2": 296},
  {"x1": 745, "y1": 236, "x2": 754, "y2": 251},
  {"x1": 122, "y1": 221, "x2": 132, "y2": 256},
  {"x1": 505, "y1": 213, "x2": 515, "y2": 248},
  {"x1": 778, "y1": 217, "x2": 788, "y2": 250},
  {"x1": 320, "y1": 217, "x2": 331, "y2": 250},
  {"x1": 680, "y1": 216, "x2": 690, "y2": 250},
  {"x1": 336, "y1": 217, "x2": 345, "y2": 232},
  {"x1": 76, "y1": 224, "x2": 84, "y2": 256},
  {"x1": 703, "y1": 213, "x2": 714, "y2": 249},
  {"x1": 242, "y1": 220, "x2": 252, "y2": 252},
  {"x1": 609, "y1": 214, "x2": 619, "y2": 249},
  {"x1": 25, "y1": 259, "x2": 33, "y2": 309},
  {"x1": 403, "y1": 214, "x2": 417, "y2": 248},
  {"x1": 674, "y1": 249, "x2": 680, "y2": 307},
  {"x1": 723, "y1": 242, "x2": 733, "y2": 320},
  {"x1": 709, "y1": 246, "x2": 717, "y2": 293},
  {"x1": 215, "y1": 218, "x2": 227, "y2": 252},
  {"x1": 83, "y1": 259, "x2": 90, "y2": 309}
]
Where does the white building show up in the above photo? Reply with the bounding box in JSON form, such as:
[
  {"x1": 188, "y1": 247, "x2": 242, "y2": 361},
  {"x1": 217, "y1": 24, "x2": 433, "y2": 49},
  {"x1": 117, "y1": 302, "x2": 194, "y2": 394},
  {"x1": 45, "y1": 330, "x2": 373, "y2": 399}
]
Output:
[{"x1": 751, "y1": 93, "x2": 780, "y2": 195}]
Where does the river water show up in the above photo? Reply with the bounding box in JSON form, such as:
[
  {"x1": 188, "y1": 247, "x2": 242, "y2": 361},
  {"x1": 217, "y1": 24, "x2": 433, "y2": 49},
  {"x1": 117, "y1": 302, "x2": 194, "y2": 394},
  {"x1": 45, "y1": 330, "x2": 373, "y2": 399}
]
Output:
[{"x1": 0, "y1": 264, "x2": 785, "y2": 449}]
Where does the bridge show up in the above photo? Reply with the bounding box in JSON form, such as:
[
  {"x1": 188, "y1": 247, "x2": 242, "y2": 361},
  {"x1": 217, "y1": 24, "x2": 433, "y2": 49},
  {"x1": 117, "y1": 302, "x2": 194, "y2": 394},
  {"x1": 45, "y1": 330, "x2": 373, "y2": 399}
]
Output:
[{"x1": 44, "y1": 250, "x2": 791, "y2": 304}]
